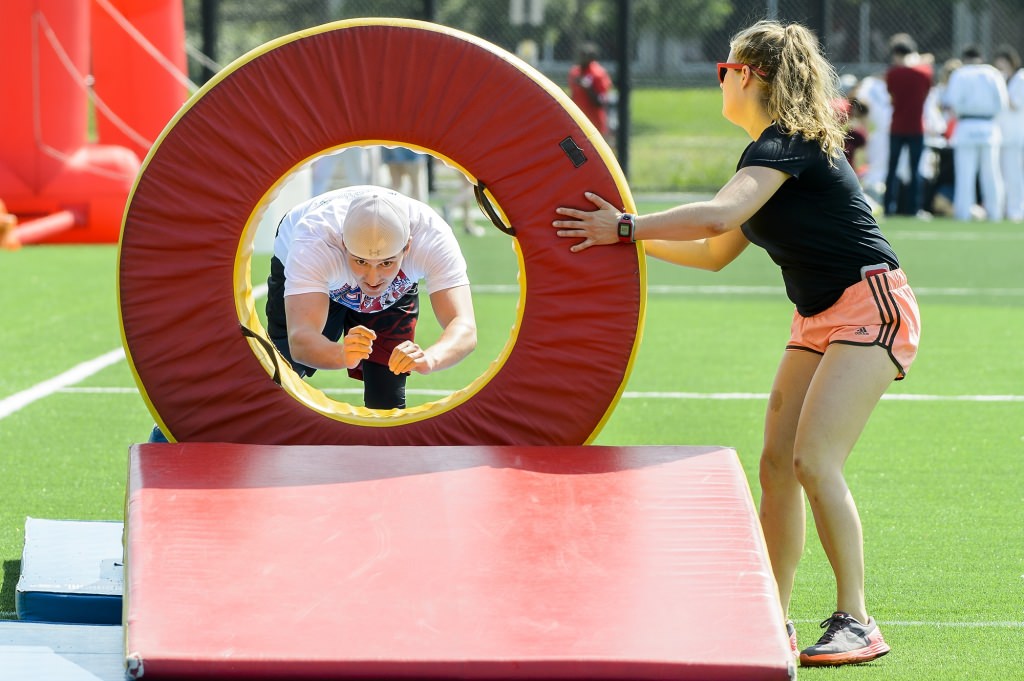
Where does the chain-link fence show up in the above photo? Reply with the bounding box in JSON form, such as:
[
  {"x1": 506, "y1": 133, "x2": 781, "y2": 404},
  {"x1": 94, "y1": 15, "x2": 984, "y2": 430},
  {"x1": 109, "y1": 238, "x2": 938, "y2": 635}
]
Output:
[{"x1": 183, "y1": 0, "x2": 1024, "y2": 191}]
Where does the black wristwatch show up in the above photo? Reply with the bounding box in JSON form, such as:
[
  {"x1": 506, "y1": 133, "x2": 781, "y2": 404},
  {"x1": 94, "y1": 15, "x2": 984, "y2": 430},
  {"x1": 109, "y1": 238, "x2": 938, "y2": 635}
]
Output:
[{"x1": 617, "y1": 212, "x2": 635, "y2": 243}]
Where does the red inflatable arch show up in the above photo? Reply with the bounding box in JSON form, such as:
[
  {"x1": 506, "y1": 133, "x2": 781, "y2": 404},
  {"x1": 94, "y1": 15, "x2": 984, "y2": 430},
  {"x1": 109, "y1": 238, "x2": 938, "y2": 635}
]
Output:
[
  {"x1": 0, "y1": 0, "x2": 186, "y2": 245},
  {"x1": 118, "y1": 18, "x2": 645, "y2": 446}
]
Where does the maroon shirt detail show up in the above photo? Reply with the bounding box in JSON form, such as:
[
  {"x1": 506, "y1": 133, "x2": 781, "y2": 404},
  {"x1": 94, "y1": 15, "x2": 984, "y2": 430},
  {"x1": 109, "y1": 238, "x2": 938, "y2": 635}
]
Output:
[{"x1": 886, "y1": 64, "x2": 933, "y2": 134}]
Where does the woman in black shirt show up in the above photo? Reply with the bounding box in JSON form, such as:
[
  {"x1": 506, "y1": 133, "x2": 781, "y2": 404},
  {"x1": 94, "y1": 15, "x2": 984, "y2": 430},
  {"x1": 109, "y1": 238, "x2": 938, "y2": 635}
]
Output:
[{"x1": 555, "y1": 19, "x2": 920, "y2": 668}]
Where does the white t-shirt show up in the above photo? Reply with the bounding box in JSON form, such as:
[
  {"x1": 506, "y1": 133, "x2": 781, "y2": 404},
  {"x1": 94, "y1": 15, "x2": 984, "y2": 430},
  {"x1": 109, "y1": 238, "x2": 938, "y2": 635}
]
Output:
[
  {"x1": 942, "y1": 63, "x2": 1009, "y2": 147},
  {"x1": 274, "y1": 186, "x2": 469, "y2": 313},
  {"x1": 942, "y1": 63, "x2": 1008, "y2": 119}
]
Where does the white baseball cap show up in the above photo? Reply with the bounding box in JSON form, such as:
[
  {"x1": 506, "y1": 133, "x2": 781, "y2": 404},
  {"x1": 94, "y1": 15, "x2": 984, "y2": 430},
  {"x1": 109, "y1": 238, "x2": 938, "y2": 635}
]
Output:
[{"x1": 341, "y1": 193, "x2": 410, "y2": 260}]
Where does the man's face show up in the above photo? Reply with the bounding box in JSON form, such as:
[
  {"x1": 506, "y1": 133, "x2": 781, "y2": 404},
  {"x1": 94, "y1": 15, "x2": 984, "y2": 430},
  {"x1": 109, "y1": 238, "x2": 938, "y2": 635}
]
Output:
[{"x1": 345, "y1": 242, "x2": 409, "y2": 296}]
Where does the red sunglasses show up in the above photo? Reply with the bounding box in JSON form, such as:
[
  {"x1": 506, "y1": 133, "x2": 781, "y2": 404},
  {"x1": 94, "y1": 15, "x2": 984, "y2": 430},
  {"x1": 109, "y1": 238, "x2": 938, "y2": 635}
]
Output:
[{"x1": 717, "y1": 62, "x2": 767, "y2": 84}]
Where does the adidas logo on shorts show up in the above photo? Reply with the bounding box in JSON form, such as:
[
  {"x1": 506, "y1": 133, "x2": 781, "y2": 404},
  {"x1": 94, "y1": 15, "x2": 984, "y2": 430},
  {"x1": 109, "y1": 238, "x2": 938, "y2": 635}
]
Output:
[{"x1": 854, "y1": 326, "x2": 870, "y2": 336}]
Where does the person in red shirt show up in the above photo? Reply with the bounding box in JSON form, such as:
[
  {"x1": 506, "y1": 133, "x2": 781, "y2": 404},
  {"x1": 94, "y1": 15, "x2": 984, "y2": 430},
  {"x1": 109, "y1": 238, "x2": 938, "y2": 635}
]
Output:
[
  {"x1": 884, "y1": 33, "x2": 934, "y2": 216},
  {"x1": 568, "y1": 42, "x2": 614, "y2": 140}
]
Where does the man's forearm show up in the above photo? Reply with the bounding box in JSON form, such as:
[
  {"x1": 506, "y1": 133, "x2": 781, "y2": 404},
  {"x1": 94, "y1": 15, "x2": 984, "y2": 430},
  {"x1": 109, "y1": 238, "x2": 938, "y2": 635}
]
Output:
[
  {"x1": 422, "y1": 319, "x2": 477, "y2": 373},
  {"x1": 289, "y1": 331, "x2": 348, "y2": 370}
]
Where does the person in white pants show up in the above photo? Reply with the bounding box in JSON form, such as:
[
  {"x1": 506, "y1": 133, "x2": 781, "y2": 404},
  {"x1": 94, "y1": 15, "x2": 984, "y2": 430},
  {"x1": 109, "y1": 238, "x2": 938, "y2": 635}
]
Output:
[
  {"x1": 994, "y1": 45, "x2": 1024, "y2": 222},
  {"x1": 942, "y1": 45, "x2": 1009, "y2": 221}
]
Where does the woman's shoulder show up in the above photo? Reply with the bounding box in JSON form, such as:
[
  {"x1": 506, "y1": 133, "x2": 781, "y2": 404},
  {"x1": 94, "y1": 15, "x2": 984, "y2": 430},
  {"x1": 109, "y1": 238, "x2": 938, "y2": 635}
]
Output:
[
  {"x1": 739, "y1": 124, "x2": 832, "y2": 179},
  {"x1": 751, "y1": 124, "x2": 816, "y2": 156}
]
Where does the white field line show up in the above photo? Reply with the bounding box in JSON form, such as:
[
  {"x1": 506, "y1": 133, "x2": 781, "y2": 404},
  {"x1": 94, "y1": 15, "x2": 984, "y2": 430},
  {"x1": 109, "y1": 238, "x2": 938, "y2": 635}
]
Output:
[
  {"x1": 0, "y1": 348, "x2": 125, "y2": 420},
  {"x1": 2, "y1": 281, "x2": 1021, "y2": 423},
  {"x1": 57, "y1": 387, "x2": 1024, "y2": 403},
  {"x1": 885, "y1": 230, "x2": 1024, "y2": 241},
  {"x1": 793, "y1": 618, "x2": 1024, "y2": 628},
  {"x1": 619, "y1": 392, "x2": 1024, "y2": 402},
  {"x1": 472, "y1": 284, "x2": 1024, "y2": 297},
  {"x1": 0, "y1": 284, "x2": 269, "y2": 423}
]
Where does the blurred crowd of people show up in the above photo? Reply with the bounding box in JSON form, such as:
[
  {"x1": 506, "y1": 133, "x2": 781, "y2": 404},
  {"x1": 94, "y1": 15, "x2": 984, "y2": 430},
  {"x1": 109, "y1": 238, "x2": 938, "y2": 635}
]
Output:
[{"x1": 836, "y1": 33, "x2": 1024, "y2": 222}]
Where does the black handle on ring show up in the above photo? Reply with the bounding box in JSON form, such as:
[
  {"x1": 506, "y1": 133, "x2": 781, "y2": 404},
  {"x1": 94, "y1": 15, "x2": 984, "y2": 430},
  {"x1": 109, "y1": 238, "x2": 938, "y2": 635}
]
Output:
[
  {"x1": 240, "y1": 324, "x2": 283, "y2": 386},
  {"x1": 474, "y1": 183, "x2": 515, "y2": 236}
]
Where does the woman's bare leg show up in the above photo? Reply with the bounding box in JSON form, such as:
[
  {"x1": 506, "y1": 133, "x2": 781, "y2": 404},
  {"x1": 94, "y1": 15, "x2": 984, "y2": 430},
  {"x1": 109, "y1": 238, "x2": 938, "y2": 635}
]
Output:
[
  {"x1": 792, "y1": 343, "x2": 896, "y2": 623},
  {"x1": 760, "y1": 349, "x2": 820, "y2": 615}
]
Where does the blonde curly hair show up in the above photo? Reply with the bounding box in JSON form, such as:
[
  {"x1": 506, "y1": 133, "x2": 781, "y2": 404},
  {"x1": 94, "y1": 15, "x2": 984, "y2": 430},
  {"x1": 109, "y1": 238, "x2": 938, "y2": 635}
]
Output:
[{"x1": 731, "y1": 20, "x2": 846, "y2": 164}]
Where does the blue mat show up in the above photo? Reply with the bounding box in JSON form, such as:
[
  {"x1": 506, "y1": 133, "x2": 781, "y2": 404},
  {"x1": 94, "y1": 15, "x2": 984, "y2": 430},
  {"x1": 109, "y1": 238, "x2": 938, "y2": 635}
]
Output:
[{"x1": 15, "y1": 518, "x2": 123, "y2": 625}]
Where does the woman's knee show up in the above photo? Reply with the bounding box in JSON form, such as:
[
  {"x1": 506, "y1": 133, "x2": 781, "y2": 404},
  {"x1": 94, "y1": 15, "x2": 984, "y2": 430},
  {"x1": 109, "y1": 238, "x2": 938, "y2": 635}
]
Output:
[
  {"x1": 759, "y1": 445, "x2": 797, "y2": 490},
  {"x1": 792, "y1": 449, "x2": 843, "y2": 493}
]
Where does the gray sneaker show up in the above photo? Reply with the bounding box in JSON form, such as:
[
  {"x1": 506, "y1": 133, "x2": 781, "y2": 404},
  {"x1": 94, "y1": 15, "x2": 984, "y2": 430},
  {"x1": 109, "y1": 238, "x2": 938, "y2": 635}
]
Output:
[{"x1": 799, "y1": 611, "x2": 890, "y2": 667}]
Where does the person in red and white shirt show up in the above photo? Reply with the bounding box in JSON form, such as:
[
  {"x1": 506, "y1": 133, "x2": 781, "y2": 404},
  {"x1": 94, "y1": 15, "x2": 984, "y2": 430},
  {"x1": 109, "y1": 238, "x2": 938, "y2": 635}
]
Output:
[{"x1": 267, "y1": 186, "x2": 476, "y2": 409}]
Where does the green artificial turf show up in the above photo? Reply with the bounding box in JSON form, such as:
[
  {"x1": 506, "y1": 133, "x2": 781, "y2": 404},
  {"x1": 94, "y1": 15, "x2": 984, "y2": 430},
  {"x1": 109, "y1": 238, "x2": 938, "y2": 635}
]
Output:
[{"x1": 2, "y1": 173, "x2": 1022, "y2": 680}]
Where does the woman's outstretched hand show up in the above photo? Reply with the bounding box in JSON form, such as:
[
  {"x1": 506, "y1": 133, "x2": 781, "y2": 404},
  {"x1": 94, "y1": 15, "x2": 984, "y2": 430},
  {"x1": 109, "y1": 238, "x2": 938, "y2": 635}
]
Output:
[{"x1": 553, "y1": 192, "x2": 623, "y2": 252}]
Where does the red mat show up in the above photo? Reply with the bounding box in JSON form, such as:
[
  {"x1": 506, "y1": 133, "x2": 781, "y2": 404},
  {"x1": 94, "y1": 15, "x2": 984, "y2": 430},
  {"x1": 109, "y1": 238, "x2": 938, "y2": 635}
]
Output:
[{"x1": 124, "y1": 444, "x2": 793, "y2": 680}]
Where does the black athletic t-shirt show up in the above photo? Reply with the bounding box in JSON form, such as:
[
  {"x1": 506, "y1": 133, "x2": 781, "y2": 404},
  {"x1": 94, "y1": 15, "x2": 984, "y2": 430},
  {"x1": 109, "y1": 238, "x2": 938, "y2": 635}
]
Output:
[{"x1": 739, "y1": 124, "x2": 899, "y2": 317}]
